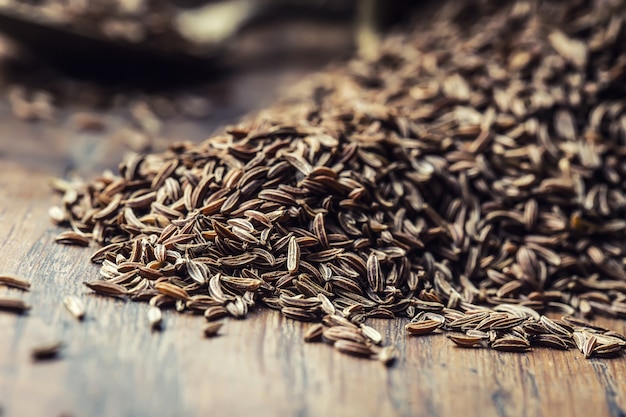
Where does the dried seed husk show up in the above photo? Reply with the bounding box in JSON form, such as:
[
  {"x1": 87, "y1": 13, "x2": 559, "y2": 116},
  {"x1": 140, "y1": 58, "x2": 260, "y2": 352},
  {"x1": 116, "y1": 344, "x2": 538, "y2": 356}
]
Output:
[
  {"x1": 220, "y1": 277, "x2": 263, "y2": 292},
  {"x1": 583, "y1": 335, "x2": 598, "y2": 359},
  {"x1": 147, "y1": 306, "x2": 163, "y2": 330},
  {"x1": 405, "y1": 319, "x2": 442, "y2": 336},
  {"x1": 48, "y1": 206, "x2": 67, "y2": 224},
  {"x1": 447, "y1": 334, "x2": 483, "y2": 348},
  {"x1": 31, "y1": 340, "x2": 64, "y2": 361},
  {"x1": 591, "y1": 342, "x2": 623, "y2": 357},
  {"x1": 186, "y1": 296, "x2": 223, "y2": 311},
  {"x1": 83, "y1": 281, "x2": 129, "y2": 297},
  {"x1": 366, "y1": 253, "x2": 383, "y2": 293},
  {"x1": 411, "y1": 300, "x2": 445, "y2": 311},
  {"x1": 360, "y1": 324, "x2": 383, "y2": 345},
  {"x1": 204, "y1": 306, "x2": 229, "y2": 321},
  {"x1": 287, "y1": 236, "x2": 300, "y2": 274},
  {"x1": 225, "y1": 297, "x2": 248, "y2": 319},
  {"x1": 186, "y1": 260, "x2": 208, "y2": 285},
  {"x1": 203, "y1": 321, "x2": 224, "y2": 337},
  {"x1": 323, "y1": 326, "x2": 367, "y2": 344},
  {"x1": 63, "y1": 295, "x2": 85, "y2": 320},
  {"x1": 540, "y1": 316, "x2": 573, "y2": 337},
  {"x1": 55, "y1": 231, "x2": 90, "y2": 246},
  {"x1": 154, "y1": 282, "x2": 190, "y2": 301},
  {"x1": 377, "y1": 345, "x2": 397, "y2": 366},
  {"x1": 304, "y1": 323, "x2": 324, "y2": 342},
  {"x1": 334, "y1": 340, "x2": 374, "y2": 357},
  {"x1": 489, "y1": 316, "x2": 528, "y2": 331},
  {"x1": 447, "y1": 312, "x2": 490, "y2": 330},
  {"x1": 317, "y1": 293, "x2": 336, "y2": 315},
  {"x1": 324, "y1": 314, "x2": 359, "y2": 329},
  {"x1": 532, "y1": 334, "x2": 570, "y2": 350},
  {"x1": 562, "y1": 316, "x2": 608, "y2": 332},
  {"x1": 279, "y1": 294, "x2": 321, "y2": 309},
  {"x1": 0, "y1": 297, "x2": 31, "y2": 313},
  {"x1": 0, "y1": 274, "x2": 31, "y2": 291},
  {"x1": 281, "y1": 307, "x2": 319, "y2": 322},
  {"x1": 491, "y1": 337, "x2": 531, "y2": 352}
]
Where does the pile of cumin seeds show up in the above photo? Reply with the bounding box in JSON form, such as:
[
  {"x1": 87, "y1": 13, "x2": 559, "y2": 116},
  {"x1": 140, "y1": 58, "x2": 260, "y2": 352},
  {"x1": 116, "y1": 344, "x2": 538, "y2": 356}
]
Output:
[
  {"x1": 50, "y1": 0, "x2": 626, "y2": 362},
  {"x1": 0, "y1": 0, "x2": 186, "y2": 48}
]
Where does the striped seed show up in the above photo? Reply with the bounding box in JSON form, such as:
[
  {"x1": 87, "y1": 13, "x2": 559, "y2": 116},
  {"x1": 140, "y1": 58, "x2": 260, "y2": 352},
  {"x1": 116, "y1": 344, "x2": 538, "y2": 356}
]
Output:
[
  {"x1": 84, "y1": 281, "x2": 129, "y2": 297},
  {"x1": 0, "y1": 297, "x2": 31, "y2": 313},
  {"x1": 0, "y1": 274, "x2": 31, "y2": 291},
  {"x1": 203, "y1": 321, "x2": 224, "y2": 338},
  {"x1": 405, "y1": 320, "x2": 442, "y2": 336}
]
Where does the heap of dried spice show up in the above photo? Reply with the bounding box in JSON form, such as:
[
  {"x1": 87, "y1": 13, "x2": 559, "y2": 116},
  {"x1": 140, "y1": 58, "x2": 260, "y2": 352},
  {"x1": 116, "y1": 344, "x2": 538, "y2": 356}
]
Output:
[
  {"x1": 49, "y1": 0, "x2": 626, "y2": 362},
  {"x1": 0, "y1": 0, "x2": 188, "y2": 49}
]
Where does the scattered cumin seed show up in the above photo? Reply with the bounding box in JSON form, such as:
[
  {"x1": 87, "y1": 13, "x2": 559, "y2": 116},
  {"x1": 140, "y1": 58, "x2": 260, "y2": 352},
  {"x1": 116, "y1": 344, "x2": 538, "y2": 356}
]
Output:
[
  {"x1": 203, "y1": 321, "x2": 224, "y2": 338},
  {"x1": 0, "y1": 274, "x2": 31, "y2": 291},
  {"x1": 63, "y1": 295, "x2": 85, "y2": 320}
]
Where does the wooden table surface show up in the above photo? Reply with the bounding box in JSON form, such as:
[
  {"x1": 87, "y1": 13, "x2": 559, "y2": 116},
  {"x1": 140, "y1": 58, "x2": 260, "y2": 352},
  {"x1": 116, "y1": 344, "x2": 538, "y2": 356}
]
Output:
[{"x1": 1, "y1": 65, "x2": 626, "y2": 417}]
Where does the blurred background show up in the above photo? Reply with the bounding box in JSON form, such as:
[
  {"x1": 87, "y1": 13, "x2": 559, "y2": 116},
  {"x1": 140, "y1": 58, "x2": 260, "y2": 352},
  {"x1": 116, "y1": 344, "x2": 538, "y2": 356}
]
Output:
[{"x1": 0, "y1": 0, "x2": 418, "y2": 174}]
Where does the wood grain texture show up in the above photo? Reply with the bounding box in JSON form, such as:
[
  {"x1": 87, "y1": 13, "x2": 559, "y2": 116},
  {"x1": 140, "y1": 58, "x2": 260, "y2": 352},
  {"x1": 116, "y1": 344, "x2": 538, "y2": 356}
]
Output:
[{"x1": 0, "y1": 97, "x2": 625, "y2": 417}]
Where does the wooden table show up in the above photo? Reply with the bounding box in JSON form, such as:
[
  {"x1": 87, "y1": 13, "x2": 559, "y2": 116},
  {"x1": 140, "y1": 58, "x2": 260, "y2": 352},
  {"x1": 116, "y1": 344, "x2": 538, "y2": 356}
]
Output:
[{"x1": 0, "y1": 67, "x2": 625, "y2": 417}]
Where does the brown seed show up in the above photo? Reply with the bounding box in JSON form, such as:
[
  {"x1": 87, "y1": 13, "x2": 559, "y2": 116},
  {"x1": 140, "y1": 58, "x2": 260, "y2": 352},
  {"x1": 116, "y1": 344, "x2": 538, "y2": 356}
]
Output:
[
  {"x1": 313, "y1": 213, "x2": 329, "y2": 248},
  {"x1": 540, "y1": 316, "x2": 572, "y2": 337},
  {"x1": 0, "y1": 297, "x2": 31, "y2": 313},
  {"x1": 532, "y1": 334, "x2": 570, "y2": 350},
  {"x1": 489, "y1": 316, "x2": 528, "y2": 331},
  {"x1": 55, "y1": 231, "x2": 90, "y2": 246},
  {"x1": 304, "y1": 323, "x2": 324, "y2": 342},
  {"x1": 447, "y1": 334, "x2": 483, "y2": 348},
  {"x1": 204, "y1": 306, "x2": 229, "y2": 321},
  {"x1": 220, "y1": 276, "x2": 262, "y2": 292},
  {"x1": 280, "y1": 294, "x2": 321, "y2": 309},
  {"x1": 154, "y1": 282, "x2": 190, "y2": 301},
  {"x1": 405, "y1": 320, "x2": 442, "y2": 336},
  {"x1": 366, "y1": 253, "x2": 383, "y2": 293},
  {"x1": 412, "y1": 299, "x2": 445, "y2": 312},
  {"x1": 203, "y1": 321, "x2": 224, "y2": 337},
  {"x1": 0, "y1": 274, "x2": 31, "y2": 291},
  {"x1": 93, "y1": 194, "x2": 123, "y2": 221},
  {"x1": 151, "y1": 159, "x2": 178, "y2": 190},
  {"x1": 583, "y1": 335, "x2": 598, "y2": 359},
  {"x1": 360, "y1": 324, "x2": 383, "y2": 345},
  {"x1": 592, "y1": 342, "x2": 623, "y2": 357},
  {"x1": 281, "y1": 307, "x2": 318, "y2": 322},
  {"x1": 447, "y1": 312, "x2": 490, "y2": 330},
  {"x1": 317, "y1": 293, "x2": 336, "y2": 315},
  {"x1": 186, "y1": 260, "x2": 208, "y2": 285},
  {"x1": 84, "y1": 281, "x2": 129, "y2": 297},
  {"x1": 334, "y1": 340, "x2": 374, "y2": 357},
  {"x1": 225, "y1": 298, "x2": 248, "y2": 319},
  {"x1": 573, "y1": 331, "x2": 588, "y2": 353},
  {"x1": 287, "y1": 236, "x2": 300, "y2": 274},
  {"x1": 324, "y1": 314, "x2": 359, "y2": 329},
  {"x1": 548, "y1": 30, "x2": 588, "y2": 68},
  {"x1": 31, "y1": 340, "x2": 64, "y2": 361},
  {"x1": 491, "y1": 337, "x2": 531, "y2": 352},
  {"x1": 258, "y1": 189, "x2": 296, "y2": 206}
]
